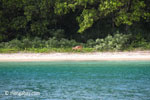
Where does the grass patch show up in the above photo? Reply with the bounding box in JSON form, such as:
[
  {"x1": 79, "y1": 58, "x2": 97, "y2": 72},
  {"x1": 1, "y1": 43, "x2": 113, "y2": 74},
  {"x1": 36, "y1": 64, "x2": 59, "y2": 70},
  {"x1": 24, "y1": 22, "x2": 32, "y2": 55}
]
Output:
[
  {"x1": 0, "y1": 48, "x2": 96, "y2": 53},
  {"x1": 0, "y1": 48, "x2": 20, "y2": 53}
]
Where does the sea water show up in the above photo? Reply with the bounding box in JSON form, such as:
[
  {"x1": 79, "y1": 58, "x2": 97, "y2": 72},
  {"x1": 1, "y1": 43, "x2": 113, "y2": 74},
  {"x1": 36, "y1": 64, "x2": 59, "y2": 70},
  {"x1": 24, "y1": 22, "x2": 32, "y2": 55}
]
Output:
[{"x1": 0, "y1": 61, "x2": 150, "y2": 100}]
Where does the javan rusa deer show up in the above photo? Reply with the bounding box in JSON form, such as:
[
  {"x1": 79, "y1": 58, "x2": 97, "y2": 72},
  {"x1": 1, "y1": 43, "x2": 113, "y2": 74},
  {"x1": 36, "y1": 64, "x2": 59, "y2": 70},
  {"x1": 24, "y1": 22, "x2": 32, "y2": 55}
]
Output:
[{"x1": 72, "y1": 45, "x2": 82, "y2": 50}]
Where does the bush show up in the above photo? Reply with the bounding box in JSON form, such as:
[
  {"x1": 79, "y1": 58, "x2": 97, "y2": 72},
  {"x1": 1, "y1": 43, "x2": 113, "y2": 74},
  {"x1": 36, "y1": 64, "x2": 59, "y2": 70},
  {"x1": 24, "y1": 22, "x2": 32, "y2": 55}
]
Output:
[
  {"x1": 86, "y1": 39, "x2": 96, "y2": 48},
  {"x1": 7, "y1": 39, "x2": 23, "y2": 49},
  {"x1": 0, "y1": 42, "x2": 5, "y2": 48},
  {"x1": 70, "y1": 39, "x2": 79, "y2": 47},
  {"x1": 59, "y1": 38, "x2": 78, "y2": 48},
  {"x1": 94, "y1": 33, "x2": 131, "y2": 51},
  {"x1": 130, "y1": 33, "x2": 148, "y2": 49},
  {"x1": 51, "y1": 29, "x2": 65, "y2": 39},
  {"x1": 32, "y1": 37, "x2": 44, "y2": 48},
  {"x1": 59, "y1": 38, "x2": 70, "y2": 48},
  {"x1": 22, "y1": 38, "x2": 32, "y2": 49},
  {"x1": 46, "y1": 37, "x2": 60, "y2": 48}
]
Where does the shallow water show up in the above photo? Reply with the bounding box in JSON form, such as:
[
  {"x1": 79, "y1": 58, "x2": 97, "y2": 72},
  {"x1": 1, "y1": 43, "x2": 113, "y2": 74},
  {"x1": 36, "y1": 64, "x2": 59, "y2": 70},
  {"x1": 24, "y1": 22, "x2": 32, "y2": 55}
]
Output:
[{"x1": 0, "y1": 61, "x2": 150, "y2": 100}]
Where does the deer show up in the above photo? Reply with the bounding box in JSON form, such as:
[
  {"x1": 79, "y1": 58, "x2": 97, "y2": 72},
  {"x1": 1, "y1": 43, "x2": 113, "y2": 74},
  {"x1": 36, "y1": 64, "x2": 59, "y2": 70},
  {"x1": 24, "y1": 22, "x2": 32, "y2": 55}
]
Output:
[{"x1": 72, "y1": 45, "x2": 83, "y2": 51}]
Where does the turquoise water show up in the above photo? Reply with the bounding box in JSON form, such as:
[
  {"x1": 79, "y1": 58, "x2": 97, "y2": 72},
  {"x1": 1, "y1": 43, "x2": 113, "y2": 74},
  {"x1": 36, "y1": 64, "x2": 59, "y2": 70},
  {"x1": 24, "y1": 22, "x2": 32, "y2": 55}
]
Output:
[{"x1": 0, "y1": 61, "x2": 150, "y2": 100}]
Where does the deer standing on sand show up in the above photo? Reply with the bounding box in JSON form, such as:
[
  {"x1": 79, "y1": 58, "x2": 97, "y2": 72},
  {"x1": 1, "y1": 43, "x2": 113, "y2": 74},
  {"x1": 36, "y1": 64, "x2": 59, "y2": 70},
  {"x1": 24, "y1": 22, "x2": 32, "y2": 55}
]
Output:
[{"x1": 72, "y1": 45, "x2": 82, "y2": 51}]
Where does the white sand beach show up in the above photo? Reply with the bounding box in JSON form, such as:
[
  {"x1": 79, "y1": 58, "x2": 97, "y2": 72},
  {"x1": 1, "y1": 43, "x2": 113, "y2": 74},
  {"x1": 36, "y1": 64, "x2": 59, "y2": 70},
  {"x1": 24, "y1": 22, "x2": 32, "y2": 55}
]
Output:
[{"x1": 0, "y1": 51, "x2": 150, "y2": 62}]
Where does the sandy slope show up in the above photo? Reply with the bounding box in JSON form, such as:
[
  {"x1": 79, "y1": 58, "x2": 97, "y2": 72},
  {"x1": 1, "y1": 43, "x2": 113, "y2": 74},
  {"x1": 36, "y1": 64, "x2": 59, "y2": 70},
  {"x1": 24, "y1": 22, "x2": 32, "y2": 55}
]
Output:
[{"x1": 0, "y1": 51, "x2": 150, "y2": 62}]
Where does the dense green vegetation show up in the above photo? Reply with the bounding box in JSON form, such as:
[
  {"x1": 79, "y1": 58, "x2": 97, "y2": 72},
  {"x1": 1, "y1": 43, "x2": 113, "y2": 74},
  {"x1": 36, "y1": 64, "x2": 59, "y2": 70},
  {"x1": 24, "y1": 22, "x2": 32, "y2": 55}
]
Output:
[{"x1": 0, "y1": 0, "x2": 150, "y2": 52}]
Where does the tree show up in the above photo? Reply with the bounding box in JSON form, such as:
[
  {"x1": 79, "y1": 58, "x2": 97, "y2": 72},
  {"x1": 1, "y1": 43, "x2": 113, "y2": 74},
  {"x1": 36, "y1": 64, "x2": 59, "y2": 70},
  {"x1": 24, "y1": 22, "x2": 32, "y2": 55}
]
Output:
[
  {"x1": 54, "y1": 0, "x2": 150, "y2": 33},
  {"x1": 0, "y1": 0, "x2": 150, "y2": 42}
]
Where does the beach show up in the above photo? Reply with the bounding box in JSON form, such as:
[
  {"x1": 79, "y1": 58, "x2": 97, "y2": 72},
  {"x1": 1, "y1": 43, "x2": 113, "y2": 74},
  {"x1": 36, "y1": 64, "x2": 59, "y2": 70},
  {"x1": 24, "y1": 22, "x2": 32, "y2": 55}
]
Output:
[{"x1": 0, "y1": 51, "x2": 150, "y2": 62}]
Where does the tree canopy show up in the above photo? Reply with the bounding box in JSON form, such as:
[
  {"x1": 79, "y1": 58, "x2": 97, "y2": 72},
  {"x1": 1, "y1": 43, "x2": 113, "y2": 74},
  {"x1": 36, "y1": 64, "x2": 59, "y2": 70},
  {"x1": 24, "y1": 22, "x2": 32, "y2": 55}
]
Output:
[{"x1": 0, "y1": 0, "x2": 150, "y2": 41}]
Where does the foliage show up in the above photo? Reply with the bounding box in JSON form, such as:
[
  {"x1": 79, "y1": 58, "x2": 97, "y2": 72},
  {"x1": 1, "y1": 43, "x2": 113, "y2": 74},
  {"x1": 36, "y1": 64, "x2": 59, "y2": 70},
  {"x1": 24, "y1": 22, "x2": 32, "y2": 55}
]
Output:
[
  {"x1": 58, "y1": 0, "x2": 150, "y2": 33},
  {"x1": 46, "y1": 37, "x2": 60, "y2": 48},
  {"x1": 32, "y1": 37, "x2": 44, "y2": 48},
  {"x1": 0, "y1": 37, "x2": 80, "y2": 49},
  {"x1": 0, "y1": 0, "x2": 150, "y2": 42},
  {"x1": 86, "y1": 39, "x2": 96, "y2": 48},
  {"x1": 0, "y1": 0, "x2": 150, "y2": 52},
  {"x1": 5, "y1": 39, "x2": 23, "y2": 49},
  {"x1": 22, "y1": 38, "x2": 32, "y2": 49},
  {"x1": 50, "y1": 29, "x2": 65, "y2": 39},
  {"x1": 129, "y1": 33, "x2": 150, "y2": 49},
  {"x1": 77, "y1": 9, "x2": 99, "y2": 33},
  {"x1": 95, "y1": 33, "x2": 131, "y2": 51},
  {"x1": 60, "y1": 38, "x2": 79, "y2": 48},
  {"x1": 0, "y1": 34, "x2": 150, "y2": 53}
]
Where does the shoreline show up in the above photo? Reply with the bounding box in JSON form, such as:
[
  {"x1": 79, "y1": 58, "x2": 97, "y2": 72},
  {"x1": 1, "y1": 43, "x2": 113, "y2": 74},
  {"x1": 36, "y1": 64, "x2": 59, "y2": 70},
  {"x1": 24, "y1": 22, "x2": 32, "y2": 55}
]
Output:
[{"x1": 0, "y1": 51, "x2": 150, "y2": 62}]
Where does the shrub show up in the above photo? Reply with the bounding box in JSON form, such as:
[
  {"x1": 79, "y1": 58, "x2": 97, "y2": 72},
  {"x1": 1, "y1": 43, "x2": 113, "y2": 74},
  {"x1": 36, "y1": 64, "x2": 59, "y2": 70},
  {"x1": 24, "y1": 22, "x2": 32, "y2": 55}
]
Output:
[
  {"x1": 51, "y1": 29, "x2": 65, "y2": 39},
  {"x1": 59, "y1": 38, "x2": 78, "y2": 48},
  {"x1": 46, "y1": 37, "x2": 60, "y2": 48},
  {"x1": 94, "y1": 33, "x2": 131, "y2": 51},
  {"x1": 86, "y1": 39, "x2": 96, "y2": 48},
  {"x1": 69, "y1": 39, "x2": 79, "y2": 47},
  {"x1": 130, "y1": 33, "x2": 148, "y2": 49},
  {"x1": 22, "y1": 38, "x2": 32, "y2": 49},
  {"x1": 7, "y1": 39, "x2": 23, "y2": 49},
  {"x1": 59, "y1": 38, "x2": 70, "y2": 48},
  {"x1": 32, "y1": 37, "x2": 44, "y2": 48},
  {"x1": 0, "y1": 42, "x2": 5, "y2": 48}
]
